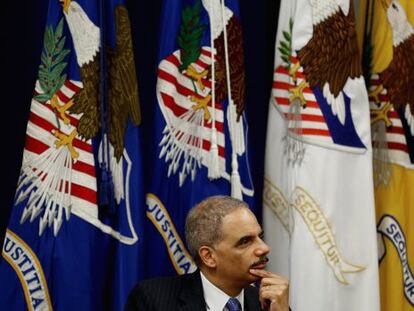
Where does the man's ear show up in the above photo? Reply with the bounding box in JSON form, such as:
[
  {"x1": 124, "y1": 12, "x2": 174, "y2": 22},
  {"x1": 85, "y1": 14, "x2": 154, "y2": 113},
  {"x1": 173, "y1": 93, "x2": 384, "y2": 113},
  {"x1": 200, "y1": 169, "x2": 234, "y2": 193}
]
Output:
[{"x1": 199, "y1": 246, "x2": 216, "y2": 268}]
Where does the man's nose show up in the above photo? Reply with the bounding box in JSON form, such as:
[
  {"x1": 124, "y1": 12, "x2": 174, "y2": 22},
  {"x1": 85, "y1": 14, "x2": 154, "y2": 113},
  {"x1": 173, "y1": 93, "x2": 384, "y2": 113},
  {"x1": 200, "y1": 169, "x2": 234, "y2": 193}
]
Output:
[{"x1": 256, "y1": 238, "x2": 270, "y2": 255}]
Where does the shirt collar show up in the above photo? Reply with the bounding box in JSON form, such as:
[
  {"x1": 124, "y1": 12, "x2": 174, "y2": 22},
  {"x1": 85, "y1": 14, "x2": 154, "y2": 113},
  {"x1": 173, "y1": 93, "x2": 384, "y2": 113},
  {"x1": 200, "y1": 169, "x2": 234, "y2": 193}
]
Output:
[{"x1": 200, "y1": 271, "x2": 244, "y2": 311}]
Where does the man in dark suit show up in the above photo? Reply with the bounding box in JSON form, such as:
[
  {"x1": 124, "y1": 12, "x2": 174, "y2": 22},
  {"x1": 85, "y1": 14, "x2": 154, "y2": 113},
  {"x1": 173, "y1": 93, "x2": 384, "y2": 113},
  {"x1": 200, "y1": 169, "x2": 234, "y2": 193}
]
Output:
[{"x1": 125, "y1": 196, "x2": 289, "y2": 311}]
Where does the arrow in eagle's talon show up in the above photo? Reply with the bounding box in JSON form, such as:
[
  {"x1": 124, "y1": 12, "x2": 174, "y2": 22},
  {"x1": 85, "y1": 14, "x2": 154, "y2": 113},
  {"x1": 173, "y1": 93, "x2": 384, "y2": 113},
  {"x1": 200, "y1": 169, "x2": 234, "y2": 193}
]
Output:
[
  {"x1": 190, "y1": 94, "x2": 212, "y2": 121},
  {"x1": 52, "y1": 128, "x2": 80, "y2": 159},
  {"x1": 289, "y1": 81, "x2": 309, "y2": 108},
  {"x1": 369, "y1": 85, "x2": 385, "y2": 104},
  {"x1": 186, "y1": 64, "x2": 208, "y2": 91},
  {"x1": 288, "y1": 62, "x2": 301, "y2": 84},
  {"x1": 370, "y1": 102, "x2": 393, "y2": 127},
  {"x1": 50, "y1": 95, "x2": 75, "y2": 125}
]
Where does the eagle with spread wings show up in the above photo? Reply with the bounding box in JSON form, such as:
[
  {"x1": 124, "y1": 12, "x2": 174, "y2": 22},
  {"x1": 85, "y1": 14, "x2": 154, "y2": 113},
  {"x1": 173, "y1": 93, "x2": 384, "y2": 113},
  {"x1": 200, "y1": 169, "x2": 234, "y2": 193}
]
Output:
[
  {"x1": 62, "y1": 0, "x2": 141, "y2": 161},
  {"x1": 378, "y1": 0, "x2": 414, "y2": 120},
  {"x1": 294, "y1": 0, "x2": 362, "y2": 125}
]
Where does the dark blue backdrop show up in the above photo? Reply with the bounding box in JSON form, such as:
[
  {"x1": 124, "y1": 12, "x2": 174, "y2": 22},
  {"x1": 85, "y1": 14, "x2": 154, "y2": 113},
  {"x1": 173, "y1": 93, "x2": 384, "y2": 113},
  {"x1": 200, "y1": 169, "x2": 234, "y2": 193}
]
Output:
[{"x1": 0, "y1": 0, "x2": 280, "y2": 252}]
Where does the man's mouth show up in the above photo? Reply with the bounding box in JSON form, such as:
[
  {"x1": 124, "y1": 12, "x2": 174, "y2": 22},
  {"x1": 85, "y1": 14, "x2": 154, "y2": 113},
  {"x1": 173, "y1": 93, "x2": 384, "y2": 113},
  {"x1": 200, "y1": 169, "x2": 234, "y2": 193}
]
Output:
[{"x1": 250, "y1": 256, "x2": 269, "y2": 269}]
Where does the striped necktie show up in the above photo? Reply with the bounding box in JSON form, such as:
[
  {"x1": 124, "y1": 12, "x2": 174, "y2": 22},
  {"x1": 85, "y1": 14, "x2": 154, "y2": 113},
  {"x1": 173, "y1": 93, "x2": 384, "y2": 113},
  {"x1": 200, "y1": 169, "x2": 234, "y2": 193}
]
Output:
[{"x1": 225, "y1": 297, "x2": 241, "y2": 311}]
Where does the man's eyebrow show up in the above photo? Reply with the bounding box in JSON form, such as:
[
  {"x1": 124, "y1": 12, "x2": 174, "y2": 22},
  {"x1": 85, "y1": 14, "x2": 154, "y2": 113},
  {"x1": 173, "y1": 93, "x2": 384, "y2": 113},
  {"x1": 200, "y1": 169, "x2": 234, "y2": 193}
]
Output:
[
  {"x1": 234, "y1": 231, "x2": 264, "y2": 246},
  {"x1": 234, "y1": 235, "x2": 253, "y2": 246}
]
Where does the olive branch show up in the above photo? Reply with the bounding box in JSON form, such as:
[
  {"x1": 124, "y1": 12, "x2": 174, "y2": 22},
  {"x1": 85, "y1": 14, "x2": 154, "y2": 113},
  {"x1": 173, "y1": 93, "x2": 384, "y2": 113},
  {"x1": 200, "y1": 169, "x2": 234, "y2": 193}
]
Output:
[
  {"x1": 35, "y1": 18, "x2": 70, "y2": 102},
  {"x1": 177, "y1": 0, "x2": 206, "y2": 73},
  {"x1": 278, "y1": 18, "x2": 293, "y2": 70}
]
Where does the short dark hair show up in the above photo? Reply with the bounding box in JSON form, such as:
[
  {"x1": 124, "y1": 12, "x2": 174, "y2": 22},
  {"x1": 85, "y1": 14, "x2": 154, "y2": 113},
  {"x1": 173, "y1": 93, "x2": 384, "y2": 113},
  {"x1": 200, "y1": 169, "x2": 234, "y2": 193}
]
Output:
[{"x1": 185, "y1": 195, "x2": 248, "y2": 265}]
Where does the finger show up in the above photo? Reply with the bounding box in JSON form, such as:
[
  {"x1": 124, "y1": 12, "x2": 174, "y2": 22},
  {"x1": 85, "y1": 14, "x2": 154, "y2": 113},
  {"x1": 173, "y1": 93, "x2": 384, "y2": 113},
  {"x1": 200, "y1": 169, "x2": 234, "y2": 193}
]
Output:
[
  {"x1": 259, "y1": 291, "x2": 265, "y2": 310},
  {"x1": 259, "y1": 295, "x2": 270, "y2": 311},
  {"x1": 249, "y1": 269, "x2": 274, "y2": 278},
  {"x1": 260, "y1": 276, "x2": 289, "y2": 287},
  {"x1": 249, "y1": 269, "x2": 288, "y2": 281},
  {"x1": 260, "y1": 286, "x2": 289, "y2": 310},
  {"x1": 259, "y1": 284, "x2": 289, "y2": 301},
  {"x1": 260, "y1": 284, "x2": 288, "y2": 297}
]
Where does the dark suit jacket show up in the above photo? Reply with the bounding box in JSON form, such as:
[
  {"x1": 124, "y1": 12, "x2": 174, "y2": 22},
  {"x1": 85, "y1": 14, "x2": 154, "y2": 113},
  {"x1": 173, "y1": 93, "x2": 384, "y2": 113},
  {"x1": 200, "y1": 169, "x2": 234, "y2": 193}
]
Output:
[{"x1": 124, "y1": 270, "x2": 264, "y2": 311}]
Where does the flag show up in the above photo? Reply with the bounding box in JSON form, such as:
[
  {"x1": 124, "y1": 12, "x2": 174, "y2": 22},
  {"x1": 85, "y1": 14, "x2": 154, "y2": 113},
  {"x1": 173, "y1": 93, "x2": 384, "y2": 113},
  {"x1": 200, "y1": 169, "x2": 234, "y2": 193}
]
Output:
[
  {"x1": 359, "y1": 0, "x2": 414, "y2": 309},
  {"x1": 145, "y1": 0, "x2": 254, "y2": 277},
  {"x1": 263, "y1": 0, "x2": 380, "y2": 310},
  {"x1": 0, "y1": 0, "x2": 145, "y2": 310}
]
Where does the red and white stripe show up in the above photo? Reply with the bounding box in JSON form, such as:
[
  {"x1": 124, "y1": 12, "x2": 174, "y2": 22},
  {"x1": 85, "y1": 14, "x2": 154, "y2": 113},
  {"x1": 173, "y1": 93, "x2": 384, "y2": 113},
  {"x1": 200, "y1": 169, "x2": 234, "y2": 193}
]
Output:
[
  {"x1": 22, "y1": 79, "x2": 98, "y2": 216},
  {"x1": 369, "y1": 74, "x2": 411, "y2": 166},
  {"x1": 272, "y1": 58, "x2": 333, "y2": 146},
  {"x1": 157, "y1": 47, "x2": 226, "y2": 170}
]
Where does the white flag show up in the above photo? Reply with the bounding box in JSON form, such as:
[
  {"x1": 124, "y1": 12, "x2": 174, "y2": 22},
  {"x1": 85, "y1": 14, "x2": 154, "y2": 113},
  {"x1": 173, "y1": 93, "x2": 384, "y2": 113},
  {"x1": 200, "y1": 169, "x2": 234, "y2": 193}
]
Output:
[{"x1": 263, "y1": 0, "x2": 380, "y2": 310}]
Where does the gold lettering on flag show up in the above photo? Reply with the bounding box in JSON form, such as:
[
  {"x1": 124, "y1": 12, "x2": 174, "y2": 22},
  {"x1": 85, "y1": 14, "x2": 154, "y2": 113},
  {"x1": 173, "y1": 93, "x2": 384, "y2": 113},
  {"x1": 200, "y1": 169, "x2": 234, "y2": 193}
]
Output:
[
  {"x1": 263, "y1": 177, "x2": 291, "y2": 232},
  {"x1": 2, "y1": 229, "x2": 52, "y2": 311},
  {"x1": 377, "y1": 215, "x2": 414, "y2": 305},
  {"x1": 292, "y1": 187, "x2": 365, "y2": 284},
  {"x1": 146, "y1": 193, "x2": 196, "y2": 275}
]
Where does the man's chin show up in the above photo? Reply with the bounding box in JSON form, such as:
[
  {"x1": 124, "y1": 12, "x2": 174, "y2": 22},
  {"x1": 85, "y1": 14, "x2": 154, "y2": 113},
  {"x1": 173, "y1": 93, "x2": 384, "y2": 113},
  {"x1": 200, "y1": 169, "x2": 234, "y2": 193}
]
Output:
[{"x1": 247, "y1": 272, "x2": 261, "y2": 282}]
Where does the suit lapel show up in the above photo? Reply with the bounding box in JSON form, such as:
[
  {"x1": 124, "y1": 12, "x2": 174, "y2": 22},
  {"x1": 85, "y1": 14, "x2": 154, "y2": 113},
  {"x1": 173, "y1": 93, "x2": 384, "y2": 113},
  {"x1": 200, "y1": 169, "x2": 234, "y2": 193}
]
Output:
[
  {"x1": 178, "y1": 270, "x2": 206, "y2": 311},
  {"x1": 244, "y1": 285, "x2": 263, "y2": 311}
]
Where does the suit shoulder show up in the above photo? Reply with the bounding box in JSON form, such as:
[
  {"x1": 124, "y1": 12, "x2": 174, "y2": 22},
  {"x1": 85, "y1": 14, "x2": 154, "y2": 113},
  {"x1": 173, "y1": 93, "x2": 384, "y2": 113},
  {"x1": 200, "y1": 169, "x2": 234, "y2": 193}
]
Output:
[
  {"x1": 134, "y1": 274, "x2": 185, "y2": 293},
  {"x1": 125, "y1": 275, "x2": 186, "y2": 311}
]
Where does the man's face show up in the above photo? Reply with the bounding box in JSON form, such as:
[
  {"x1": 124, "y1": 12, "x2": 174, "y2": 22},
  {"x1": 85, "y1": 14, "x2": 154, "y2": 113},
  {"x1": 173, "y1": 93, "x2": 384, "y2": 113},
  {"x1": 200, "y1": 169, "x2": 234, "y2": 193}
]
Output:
[{"x1": 212, "y1": 208, "x2": 270, "y2": 287}]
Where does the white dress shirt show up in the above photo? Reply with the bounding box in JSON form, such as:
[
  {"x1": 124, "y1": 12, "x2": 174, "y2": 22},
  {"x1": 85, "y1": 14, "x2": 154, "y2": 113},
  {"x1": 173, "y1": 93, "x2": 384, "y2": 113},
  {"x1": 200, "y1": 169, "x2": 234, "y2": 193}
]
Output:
[{"x1": 200, "y1": 271, "x2": 244, "y2": 311}]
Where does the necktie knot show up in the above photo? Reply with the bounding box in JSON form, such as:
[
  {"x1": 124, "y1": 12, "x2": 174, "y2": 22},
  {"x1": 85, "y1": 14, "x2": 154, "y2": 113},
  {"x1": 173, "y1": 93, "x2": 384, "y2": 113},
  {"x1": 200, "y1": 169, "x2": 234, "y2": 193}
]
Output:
[{"x1": 226, "y1": 297, "x2": 241, "y2": 311}]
